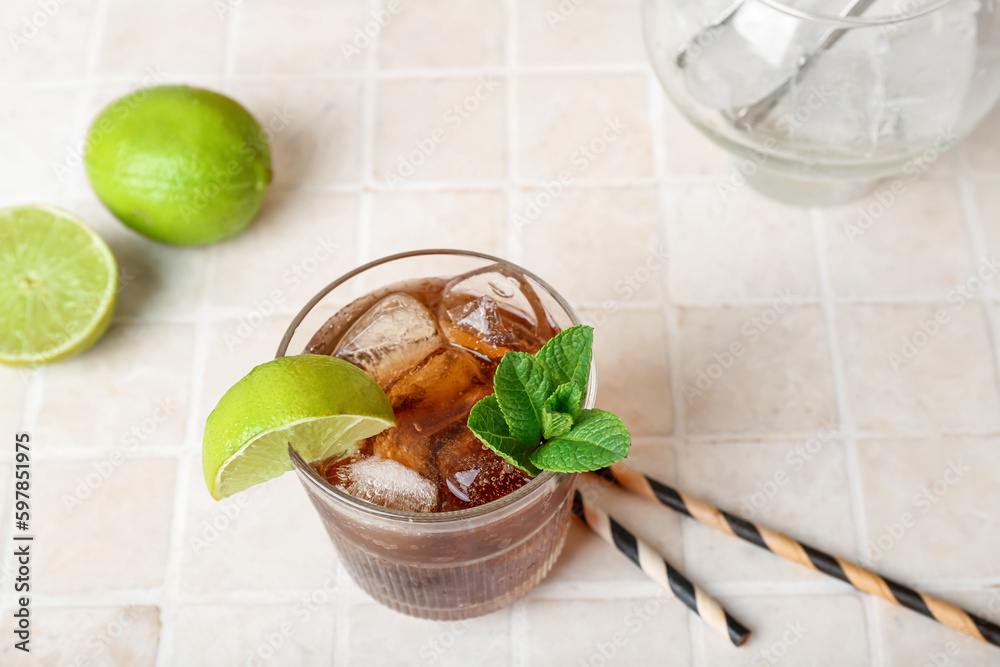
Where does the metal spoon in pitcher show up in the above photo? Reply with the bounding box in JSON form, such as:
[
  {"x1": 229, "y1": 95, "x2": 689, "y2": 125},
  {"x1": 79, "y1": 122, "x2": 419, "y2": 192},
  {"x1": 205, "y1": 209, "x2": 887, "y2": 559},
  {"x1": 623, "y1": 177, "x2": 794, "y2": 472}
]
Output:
[{"x1": 676, "y1": 0, "x2": 880, "y2": 130}]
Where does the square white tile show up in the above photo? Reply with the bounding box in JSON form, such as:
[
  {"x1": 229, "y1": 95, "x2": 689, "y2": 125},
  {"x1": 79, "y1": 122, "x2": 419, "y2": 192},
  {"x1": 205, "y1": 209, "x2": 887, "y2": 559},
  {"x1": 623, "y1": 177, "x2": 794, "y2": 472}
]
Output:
[
  {"x1": 518, "y1": 73, "x2": 653, "y2": 182},
  {"x1": 373, "y1": 77, "x2": 507, "y2": 184},
  {"x1": 677, "y1": 305, "x2": 837, "y2": 435}
]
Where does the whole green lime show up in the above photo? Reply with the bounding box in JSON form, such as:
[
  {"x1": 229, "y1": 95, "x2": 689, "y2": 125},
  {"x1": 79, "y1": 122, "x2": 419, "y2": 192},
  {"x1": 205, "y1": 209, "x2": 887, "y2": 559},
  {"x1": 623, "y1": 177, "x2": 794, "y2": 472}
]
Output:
[{"x1": 85, "y1": 85, "x2": 272, "y2": 246}]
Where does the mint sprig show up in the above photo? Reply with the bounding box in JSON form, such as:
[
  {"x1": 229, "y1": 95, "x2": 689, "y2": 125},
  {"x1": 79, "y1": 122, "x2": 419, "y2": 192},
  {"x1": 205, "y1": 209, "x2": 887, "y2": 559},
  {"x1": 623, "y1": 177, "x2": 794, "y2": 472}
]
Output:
[
  {"x1": 542, "y1": 409, "x2": 573, "y2": 440},
  {"x1": 537, "y1": 325, "x2": 592, "y2": 388},
  {"x1": 467, "y1": 395, "x2": 542, "y2": 476},
  {"x1": 494, "y1": 352, "x2": 553, "y2": 447},
  {"x1": 530, "y1": 409, "x2": 630, "y2": 471},
  {"x1": 545, "y1": 382, "x2": 583, "y2": 420},
  {"x1": 467, "y1": 325, "x2": 631, "y2": 475}
]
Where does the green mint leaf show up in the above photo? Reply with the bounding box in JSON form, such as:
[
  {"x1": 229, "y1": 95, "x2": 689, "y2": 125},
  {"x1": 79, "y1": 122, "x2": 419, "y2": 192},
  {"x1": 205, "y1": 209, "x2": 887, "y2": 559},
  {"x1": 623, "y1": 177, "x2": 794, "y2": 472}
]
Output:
[
  {"x1": 529, "y1": 409, "x2": 630, "y2": 472},
  {"x1": 468, "y1": 395, "x2": 541, "y2": 476},
  {"x1": 537, "y1": 325, "x2": 593, "y2": 391},
  {"x1": 545, "y1": 381, "x2": 584, "y2": 420},
  {"x1": 542, "y1": 409, "x2": 573, "y2": 440},
  {"x1": 494, "y1": 351, "x2": 553, "y2": 447}
]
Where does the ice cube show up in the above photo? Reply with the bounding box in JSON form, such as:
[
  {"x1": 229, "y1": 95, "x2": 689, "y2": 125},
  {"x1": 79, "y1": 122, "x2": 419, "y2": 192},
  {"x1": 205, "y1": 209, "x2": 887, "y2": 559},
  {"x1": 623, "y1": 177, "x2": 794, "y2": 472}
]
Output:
[
  {"x1": 371, "y1": 428, "x2": 438, "y2": 481},
  {"x1": 439, "y1": 264, "x2": 553, "y2": 359},
  {"x1": 442, "y1": 296, "x2": 528, "y2": 360},
  {"x1": 334, "y1": 455, "x2": 438, "y2": 513},
  {"x1": 367, "y1": 347, "x2": 492, "y2": 482},
  {"x1": 771, "y1": 27, "x2": 891, "y2": 158},
  {"x1": 434, "y1": 423, "x2": 532, "y2": 510},
  {"x1": 334, "y1": 293, "x2": 445, "y2": 387},
  {"x1": 682, "y1": 0, "x2": 814, "y2": 110},
  {"x1": 388, "y1": 347, "x2": 492, "y2": 435},
  {"x1": 881, "y1": 0, "x2": 978, "y2": 143}
]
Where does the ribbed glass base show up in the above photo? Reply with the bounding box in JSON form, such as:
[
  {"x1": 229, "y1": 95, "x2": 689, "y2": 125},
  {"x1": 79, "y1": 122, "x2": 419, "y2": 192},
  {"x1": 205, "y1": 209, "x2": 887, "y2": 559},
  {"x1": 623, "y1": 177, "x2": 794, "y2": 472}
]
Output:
[{"x1": 331, "y1": 498, "x2": 574, "y2": 620}]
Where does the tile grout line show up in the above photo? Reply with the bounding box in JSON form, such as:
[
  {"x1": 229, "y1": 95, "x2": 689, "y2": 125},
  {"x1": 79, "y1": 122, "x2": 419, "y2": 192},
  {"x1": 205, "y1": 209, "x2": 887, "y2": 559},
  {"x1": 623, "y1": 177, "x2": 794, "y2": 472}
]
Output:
[
  {"x1": 25, "y1": 172, "x2": 982, "y2": 199},
  {"x1": 337, "y1": 2, "x2": 384, "y2": 662},
  {"x1": 0, "y1": 61, "x2": 657, "y2": 90},
  {"x1": 645, "y1": 58, "x2": 697, "y2": 665},
  {"x1": 686, "y1": 609, "x2": 703, "y2": 667},
  {"x1": 356, "y1": 176, "x2": 374, "y2": 267},
  {"x1": 82, "y1": 0, "x2": 110, "y2": 78},
  {"x1": 808, "y1": 209, "x2": 883, "y2": 667},
  {"x1": 956, "y1": 178, "x2": 1000, "y2": 446},
  {"x1": 503, "y1": 0, "x2": 521, "y2": 264},
  {"x1": 154, "y1": 258, "x2": 213, "y2": 667},
  {"x1": 354, "y1": 0, "x2": 381, "y2": 268},
  {"x1": 334, "y1": 559, "x2": 351, "y2": 665},
  {"x1": 373, "y1": 63, "x2": 651, "y2": 78},
  {"x1": 20, "y1": 370, "x2": 45, "y2": 440},
  {"x1": 504, "y1": 4, "x2": 528, "y2": 666},
  {"x1": 28, "y1": 445, "x2": 188, "y2": 460},
  {"x1": 221, "y1": 0, "x2": 241, "y2": 87},
  {"x1": 153, "y1": 0, "x2": 238, "y2": 654},
  {"x1": 510, "y1": 601, "x2": 529, "y2": 667},
  {"x1": 647, "y1": 70, "x2": 684, "y2": 444},
  {"x1": 98, "y1": 293, "x2": 1000, "y2": 327},
  {"x1": 99, "y1": 292, "x2": 1000, "y2": 328},
  {"x1": 149, "y1": 174, "x2": 676, "y2": 192},
  {"x1": 42, "y1": 172, "x2": 975, "y2": 194},
  {"x1": 63, "y1": 0, "x2": 110, "y2": 203}
]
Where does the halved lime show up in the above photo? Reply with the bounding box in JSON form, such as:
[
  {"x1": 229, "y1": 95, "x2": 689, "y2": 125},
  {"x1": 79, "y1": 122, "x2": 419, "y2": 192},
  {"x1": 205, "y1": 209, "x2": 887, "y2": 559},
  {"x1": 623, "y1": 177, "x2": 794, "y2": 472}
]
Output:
[
  {"x1": 0, "y1": 205, "x2": 118, "y2": 366},
  {"x1": 203, "y1": 354, "x2": 395, "y2": 500}
]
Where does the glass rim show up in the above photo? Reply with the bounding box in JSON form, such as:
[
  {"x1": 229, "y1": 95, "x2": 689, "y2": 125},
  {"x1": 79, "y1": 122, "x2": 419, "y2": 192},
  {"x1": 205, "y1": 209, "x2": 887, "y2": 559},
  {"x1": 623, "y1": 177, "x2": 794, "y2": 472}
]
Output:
[
  {"x1": 752, "y1": 0, "x2": 955, "y2": 27},
  {"x1": 277, "y1": 248, "x2": 593, "y2": 524}
]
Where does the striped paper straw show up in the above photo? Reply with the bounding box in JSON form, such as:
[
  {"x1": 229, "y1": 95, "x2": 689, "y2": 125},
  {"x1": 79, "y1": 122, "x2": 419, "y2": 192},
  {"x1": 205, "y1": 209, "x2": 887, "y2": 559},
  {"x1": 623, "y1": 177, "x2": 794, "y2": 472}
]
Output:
[
  {"x1": 572, "y1": 490, "x2": 751, "y2": 646},
  {"x1": 597, "y1": 462, "x2": 1000, "y2": 649}
]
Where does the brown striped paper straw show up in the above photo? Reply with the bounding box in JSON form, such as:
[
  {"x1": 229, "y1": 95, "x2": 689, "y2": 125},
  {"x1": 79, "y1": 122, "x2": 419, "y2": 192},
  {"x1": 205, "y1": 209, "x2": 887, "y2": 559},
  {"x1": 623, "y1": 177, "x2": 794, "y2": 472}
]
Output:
[
  {"x1": 596, "y1": 462, "x2": 1000, "y2": 649},
  {"x1": 571, "y1": 490, "x2": 751, "y2": 646}
]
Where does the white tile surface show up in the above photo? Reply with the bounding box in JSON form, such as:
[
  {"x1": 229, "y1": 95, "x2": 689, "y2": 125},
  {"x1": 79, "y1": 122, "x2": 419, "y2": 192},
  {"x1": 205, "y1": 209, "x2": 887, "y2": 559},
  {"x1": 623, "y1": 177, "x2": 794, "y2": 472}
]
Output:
[
  {"x1": 694, "y1": 594, "x2": 871, "y2": 667},
  {"x1": 379, "y1": 0, "x2": 506, "y2": 69},
  {"x1": 172, "y1": 604, "x2": 335, "y2": 667},
  {"x1": 3, "y1": 1, "x2": 1000, "y2": 665},
  {"x1": 518, "y1": 73, "x2": 654, "y2": 181},
  {"x1": 668, "y1": 184, "x2": 819, "y2": 303},
  {"x1": 346, "y1": 604, "x2": 511, "y2": 666},
  {"x1": 230, "y1": 79, "x2": 364, "y2": 188},
  {"x1": 33, "y1": 458, "x2": 177, "y2": 593},
  {"x1": 373, "y1": 77, "x2": 507, "y2": 183},
  {"x1": 521, "y1": 597, "x2": 692, "y2": 667},
  {"x1": 0, "y1": 605, "x2": 161, "y2": 666}
]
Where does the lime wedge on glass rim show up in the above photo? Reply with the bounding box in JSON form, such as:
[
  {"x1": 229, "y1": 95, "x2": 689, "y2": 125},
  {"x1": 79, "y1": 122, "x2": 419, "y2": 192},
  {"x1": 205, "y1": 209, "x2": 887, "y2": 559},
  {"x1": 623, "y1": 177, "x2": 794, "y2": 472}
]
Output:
[
  {"x1": 0, "y1": 205, "x2": 118, "y2": 366},
  {"x1": 203, "y1": 354, "x2": 395, "y2": 500}
]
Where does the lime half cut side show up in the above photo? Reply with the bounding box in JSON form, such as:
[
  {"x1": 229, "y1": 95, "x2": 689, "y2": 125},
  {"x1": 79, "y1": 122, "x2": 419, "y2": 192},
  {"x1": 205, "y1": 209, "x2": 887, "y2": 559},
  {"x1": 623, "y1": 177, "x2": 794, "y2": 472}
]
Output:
[
  {"x1": 0, "y1": 205, "x2": 118, "y2": 366},
  {"x1": 203, "y1": 355, "x2": 396, "y2": 500}
]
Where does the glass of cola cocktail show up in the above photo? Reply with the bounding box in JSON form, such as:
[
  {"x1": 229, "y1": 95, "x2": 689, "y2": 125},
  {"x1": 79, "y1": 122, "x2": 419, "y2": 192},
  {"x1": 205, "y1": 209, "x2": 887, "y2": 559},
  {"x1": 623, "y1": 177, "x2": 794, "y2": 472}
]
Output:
[{"x1": 277, "y1": 250, "x2": 595, "y2": 620}]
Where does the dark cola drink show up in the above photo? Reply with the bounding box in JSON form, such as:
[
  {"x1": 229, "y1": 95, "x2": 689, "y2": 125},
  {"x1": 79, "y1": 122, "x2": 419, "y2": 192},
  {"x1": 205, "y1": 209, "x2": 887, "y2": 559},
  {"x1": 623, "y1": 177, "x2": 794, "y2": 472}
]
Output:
[
  {"x1": 284, "y1": 254, "x2": 586, "y2": 620},
  {"x1": 307, "y1": 264, "x2": 558, "y2": 512}
]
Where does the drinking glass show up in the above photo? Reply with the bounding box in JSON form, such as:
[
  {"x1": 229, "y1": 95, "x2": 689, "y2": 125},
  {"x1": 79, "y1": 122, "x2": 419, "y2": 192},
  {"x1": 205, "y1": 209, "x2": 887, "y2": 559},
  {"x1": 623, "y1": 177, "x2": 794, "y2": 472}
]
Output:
[{"x1": 276, "y1": 250, "x2": 596, "y2": 620}]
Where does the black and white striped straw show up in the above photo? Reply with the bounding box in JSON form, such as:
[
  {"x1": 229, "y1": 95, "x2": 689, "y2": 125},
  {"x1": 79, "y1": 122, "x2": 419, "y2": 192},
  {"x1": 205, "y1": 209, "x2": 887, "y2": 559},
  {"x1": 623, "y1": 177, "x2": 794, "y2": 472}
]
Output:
[
  {"x1": 571, "y1": 490, "x2": 751, "y2": 646},
  {"x1": 596, "y1": 462, "x2": 1000, "y2": 650}
]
